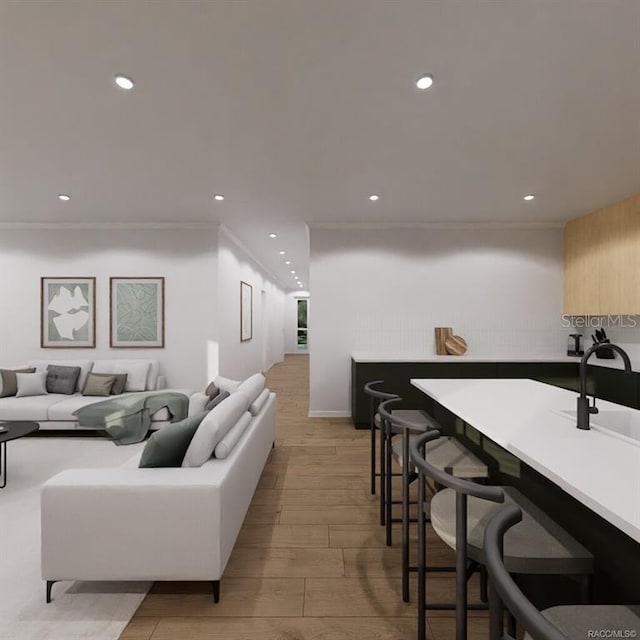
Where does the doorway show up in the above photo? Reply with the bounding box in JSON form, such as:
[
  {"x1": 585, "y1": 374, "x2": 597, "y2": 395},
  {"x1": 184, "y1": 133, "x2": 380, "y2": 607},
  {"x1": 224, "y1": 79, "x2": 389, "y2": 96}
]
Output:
[{"x1": 297, "y1": 298, "x2": 308, "y2": 351}]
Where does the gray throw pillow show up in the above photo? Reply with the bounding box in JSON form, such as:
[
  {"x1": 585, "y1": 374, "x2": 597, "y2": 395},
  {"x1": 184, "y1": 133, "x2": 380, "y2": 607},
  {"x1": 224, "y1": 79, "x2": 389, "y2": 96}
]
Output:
[
  {"x1": 205, "y1": 389, "x2": 230, "y2": 411},
  {"x1": 46, "y1": 365, "x2": 81, "y2": 395},
  {"x1": 110, "y1": 373, "x2": 128, "y2": 395},
  {"x1": 205, "y1": 381, "x2": 220, "y2": 399},
  {"x1": 0, "y1": 367, "x2": 35, "y2": 398},
  {"x1": 139, "y1": 412, "x2": 208, "y2": 468},
  {"x1": 82, "y1": 373, "x2": 116, "y2": 396}
]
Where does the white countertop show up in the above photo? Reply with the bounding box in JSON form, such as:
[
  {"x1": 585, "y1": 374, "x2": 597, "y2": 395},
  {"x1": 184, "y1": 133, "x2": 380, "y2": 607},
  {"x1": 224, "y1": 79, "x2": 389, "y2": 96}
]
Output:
[{"x1": 411, "y1": 378, "x2": 640, "y2": 544}]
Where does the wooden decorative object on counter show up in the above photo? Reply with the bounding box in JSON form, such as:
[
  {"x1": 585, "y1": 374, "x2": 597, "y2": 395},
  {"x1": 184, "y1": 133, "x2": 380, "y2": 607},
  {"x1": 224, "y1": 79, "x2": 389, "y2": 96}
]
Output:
[
  {"x1": 445, "y1": 335, "x2": 467, "y2": 355},
  {"x1": 434, "y1": 327, "x2": 453, "y2": 355}
]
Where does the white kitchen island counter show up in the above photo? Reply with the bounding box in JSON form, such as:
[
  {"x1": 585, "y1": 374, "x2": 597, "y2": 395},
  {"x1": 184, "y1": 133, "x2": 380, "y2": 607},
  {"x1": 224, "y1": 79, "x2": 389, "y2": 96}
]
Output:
[{"x1": 411, "y1": 378, "x2": 640, "y2": 544}]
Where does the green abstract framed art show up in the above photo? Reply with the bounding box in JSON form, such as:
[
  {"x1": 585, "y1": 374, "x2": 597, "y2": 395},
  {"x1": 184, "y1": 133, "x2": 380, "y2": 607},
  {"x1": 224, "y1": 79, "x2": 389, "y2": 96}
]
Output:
[{"x1": 110, "y1": 277, "x2": 165, "y2": 348}]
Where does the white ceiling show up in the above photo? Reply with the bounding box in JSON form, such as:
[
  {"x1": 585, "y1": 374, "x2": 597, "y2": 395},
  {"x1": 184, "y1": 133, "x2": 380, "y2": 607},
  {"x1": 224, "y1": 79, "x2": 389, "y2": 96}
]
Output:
[{"x1": 1, "y1": 0, "x2": 639, "y2": 289}]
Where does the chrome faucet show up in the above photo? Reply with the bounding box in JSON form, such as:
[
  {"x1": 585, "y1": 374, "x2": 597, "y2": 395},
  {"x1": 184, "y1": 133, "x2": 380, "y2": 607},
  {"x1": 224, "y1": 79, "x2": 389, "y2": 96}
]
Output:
[{"x1": 577, "y1": 342, "x2": 632, "y2": 430}]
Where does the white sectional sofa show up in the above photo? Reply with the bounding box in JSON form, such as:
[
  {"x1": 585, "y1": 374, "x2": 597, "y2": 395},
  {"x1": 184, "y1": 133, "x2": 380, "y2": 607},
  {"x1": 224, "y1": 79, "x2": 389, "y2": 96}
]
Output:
[
  {"x1": 0, "y1": 359, "x2": 190, "y2": 430},
  {"x1": 41, "y1": 375, "x2": 276, "y2": 604}
]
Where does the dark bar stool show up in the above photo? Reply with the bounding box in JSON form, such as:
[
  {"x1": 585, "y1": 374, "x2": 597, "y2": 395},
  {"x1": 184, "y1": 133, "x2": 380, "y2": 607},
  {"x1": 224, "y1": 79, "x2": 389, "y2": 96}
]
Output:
[
  {"x1": 363, "y1": 381, "x2": 431, "y2": 529},
  {"x1": 409, "y1": 430, "x2": 594, "y2": 640},
  {"x1": 378, "y1": 397, "x2": 488, "y2": 603},
  {"x1": 363, "y1": 380, "x2": 398, "y2": 499},
  {"x1": 485, "y1": 504, "x2": 640, "y2": 640}
]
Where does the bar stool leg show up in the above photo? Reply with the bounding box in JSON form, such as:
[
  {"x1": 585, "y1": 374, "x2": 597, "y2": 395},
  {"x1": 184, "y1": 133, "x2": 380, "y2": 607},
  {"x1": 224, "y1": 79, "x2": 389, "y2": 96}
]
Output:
[
  {"x1": 402, "y1": 428, "x2": 410, "y2": 602},
  {"x1": 580, "y1": 574, "x2": 593, "y2": 604},
  {"x1": 417, "y1": 464, "x2": 427, "y2": 640},
  {"x1": 370, "y1": 397, "x2": 376, "y2": 495},
  {"x1": 488, "y1": 577, "x2": 504, "y2": 640},
  {"x1": 379, "y1": 415, "x2": 386, "y2": 526},
  {"x1": 456, "y1": 492, "x2": 468, "y2": 640},
  {"x1": 385, "y1": 419, "x2": 393, "y2": 546}
]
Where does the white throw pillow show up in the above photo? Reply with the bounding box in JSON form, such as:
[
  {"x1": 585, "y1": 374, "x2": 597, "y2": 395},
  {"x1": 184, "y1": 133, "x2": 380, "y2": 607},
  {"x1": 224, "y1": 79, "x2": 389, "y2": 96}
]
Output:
[
  {"x1": 188, "y1": 392, "x2": 209, "y2": 415},
  {"x1": 92, "y1": 361, "x2": 150, "y2": 392},
  {"x1": 249, "y1": 388, "x2": 270, "y2": 416},
  {"x1": 214, "y1": 411, "x2": 252, "y2": 459},
  {"x1": 16, "y1": 372, "x2": 48, "y2": 398},
  {"x1": 182, "y1": 391, "x2": 250, "y2": 467},
  {"x1": 214, "y1": 375, "x2": 241, "y2": 394},
  {"x1": 236, "y1": 373, "x2": 266, "y2": 406}
]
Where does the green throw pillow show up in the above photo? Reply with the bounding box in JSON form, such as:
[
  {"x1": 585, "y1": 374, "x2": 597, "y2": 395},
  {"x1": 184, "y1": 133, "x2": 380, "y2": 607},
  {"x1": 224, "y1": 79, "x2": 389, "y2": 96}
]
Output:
[{"x1": 139, "y1": 412, "x2": 209, "y2": 468}]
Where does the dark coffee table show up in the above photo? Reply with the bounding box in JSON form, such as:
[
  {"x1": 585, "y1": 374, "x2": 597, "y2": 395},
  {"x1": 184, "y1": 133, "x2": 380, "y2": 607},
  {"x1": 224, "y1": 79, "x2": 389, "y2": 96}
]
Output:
[{"x1": 0, "y1": 421, "x2": 39, "y2": 488}]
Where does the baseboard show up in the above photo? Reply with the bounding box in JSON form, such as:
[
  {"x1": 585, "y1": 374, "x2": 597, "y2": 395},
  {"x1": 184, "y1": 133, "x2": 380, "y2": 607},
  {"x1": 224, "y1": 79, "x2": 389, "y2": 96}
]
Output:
[{"x1": 308, "y1": 410, "x2": 351, "y2": 418}]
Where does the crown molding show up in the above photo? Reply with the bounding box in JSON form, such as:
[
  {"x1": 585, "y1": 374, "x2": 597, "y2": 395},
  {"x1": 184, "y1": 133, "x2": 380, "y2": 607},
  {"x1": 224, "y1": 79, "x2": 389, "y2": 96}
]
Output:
[
  {"x1": 308, "y1": 220, "x2": 563, "y2": 230},
  {"x1": 0, "y1": 221, "x2": 220, "y2": 230},
  {"x1": 219, "y1": 225, "x2": 285, "y2": 289}
]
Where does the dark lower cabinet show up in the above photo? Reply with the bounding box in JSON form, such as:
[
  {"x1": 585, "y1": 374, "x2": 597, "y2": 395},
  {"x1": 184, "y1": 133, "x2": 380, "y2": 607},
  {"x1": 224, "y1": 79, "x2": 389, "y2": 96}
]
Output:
[{"x1": 351, "y1": 358, "x2": 640, "y2": 428}]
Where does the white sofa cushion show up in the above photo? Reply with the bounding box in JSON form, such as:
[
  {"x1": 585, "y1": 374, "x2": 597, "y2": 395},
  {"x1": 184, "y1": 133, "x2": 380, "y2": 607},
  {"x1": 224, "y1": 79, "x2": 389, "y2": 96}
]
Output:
[
  {"x1": 91, "y1": 360, "x2": 153, "y2": 392},
  {"x1": 0, "y1": 394, "x2": 69, "y2": 421},
  {"x1": 235, "y1": 373, "x2": 265, "y2": 406},
  {"x1": 214, "y1": 411, "x2": 252, "y2": 459},
  {"x1": 28, "y1": 359, "x2": 92, "y2": 392},
  {"x1": 182, "y1": 391, "x2": 249, "y2": 468},
  {"x1": 46, "y1": 391, "x2": 184, "y2": 422},
  {"x1": 249, "y1": 388, "x2": 270, "y2": 416},
  {"x1": 46, "y1": 394, "x2": 109, "y2": 421}
]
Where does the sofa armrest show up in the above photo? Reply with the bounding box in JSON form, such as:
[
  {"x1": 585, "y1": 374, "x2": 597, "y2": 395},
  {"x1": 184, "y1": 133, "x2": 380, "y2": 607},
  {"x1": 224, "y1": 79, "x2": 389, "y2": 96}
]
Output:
[{"x1": 41, "y1": 468, "x2": 223, "y2": 582}]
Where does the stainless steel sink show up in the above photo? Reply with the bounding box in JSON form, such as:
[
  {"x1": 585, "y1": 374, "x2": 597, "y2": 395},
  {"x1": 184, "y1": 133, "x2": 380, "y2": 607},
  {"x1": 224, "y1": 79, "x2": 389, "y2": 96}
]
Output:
[{"x1": 555, "y1": 408, "x2": 640, "y2": 446}]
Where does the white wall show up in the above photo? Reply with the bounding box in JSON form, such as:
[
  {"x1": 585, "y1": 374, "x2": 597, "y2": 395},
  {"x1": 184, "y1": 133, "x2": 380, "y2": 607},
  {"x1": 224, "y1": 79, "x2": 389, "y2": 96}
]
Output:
[
  {"x1": 285, "y1": 290, "x2": 310, "y2": 353},
  {"x1": 309, "y1": 226, "x2": 566, "y2": 416},
  {"x1": 217, "y1": 228, "x2": 285, "y2": 379},
  {"x1": 0, "y1": 226, "x2": 218, "y2": 390}
]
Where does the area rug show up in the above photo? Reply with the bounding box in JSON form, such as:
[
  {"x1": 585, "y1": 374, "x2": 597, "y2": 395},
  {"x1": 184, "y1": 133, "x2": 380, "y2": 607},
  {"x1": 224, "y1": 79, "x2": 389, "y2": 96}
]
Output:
[{"x1": 0, "y1": 436, "x2": 149, "y2": 640}]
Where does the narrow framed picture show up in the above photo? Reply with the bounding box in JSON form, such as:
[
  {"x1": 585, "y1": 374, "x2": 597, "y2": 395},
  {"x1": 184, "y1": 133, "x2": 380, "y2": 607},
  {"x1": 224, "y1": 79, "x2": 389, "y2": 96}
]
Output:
[
  {"x1": 110, "y1": 277, "x2": 165, "y2": 348},
  {"x1": 240, "y1": 280, "x2": 253, "y2": 342},
  {"x1": 41, "y1": 277, "x2": 96, "y2": 348}
]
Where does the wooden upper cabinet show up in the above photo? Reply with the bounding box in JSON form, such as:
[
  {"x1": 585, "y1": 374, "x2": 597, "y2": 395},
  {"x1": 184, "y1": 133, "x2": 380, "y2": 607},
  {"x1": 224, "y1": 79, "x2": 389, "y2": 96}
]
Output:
[{"x1": 564, "y1": 194, "x2": 640, "y2": 315}]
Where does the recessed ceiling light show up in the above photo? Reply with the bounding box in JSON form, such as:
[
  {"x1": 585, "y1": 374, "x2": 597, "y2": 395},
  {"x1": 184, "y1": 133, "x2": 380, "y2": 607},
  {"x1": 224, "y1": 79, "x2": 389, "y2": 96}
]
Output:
[
  {"x1": 114, "y1": 75, "x2": 135, "y2": 90},
  {"x1": 523, "y1": 194, "x2": 535, "y2": 201},
  {"x1": 269, "y1": 233, "x2": 277, "y2": 238},
  {"x1": 416, "y1": 74, "x2": 434, "y2": 90},
  {"x1": 290, "y1": 270, "x2": 296, "y2": 274},
  {"x1": 369, "y1": 194, "x2": 380, "y2": 201},
  {"x1": 58, "y1": 194, "x2": 70, "y2": 201},
  {"x1": 279, "y1": 250, "x2": 285, "y2": 255},
  {"x1": 285, "y1": 260, "x2": 291, "y2": 265},
  {"x1": 213, "y1": 194, "x2": 224, "y2": 201}
]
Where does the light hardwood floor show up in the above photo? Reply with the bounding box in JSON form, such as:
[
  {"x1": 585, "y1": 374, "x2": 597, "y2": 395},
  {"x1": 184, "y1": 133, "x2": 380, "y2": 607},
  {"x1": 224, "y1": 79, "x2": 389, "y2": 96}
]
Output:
[{"x1": 120, "y1": 354, "x2": 488, "y2": 640}]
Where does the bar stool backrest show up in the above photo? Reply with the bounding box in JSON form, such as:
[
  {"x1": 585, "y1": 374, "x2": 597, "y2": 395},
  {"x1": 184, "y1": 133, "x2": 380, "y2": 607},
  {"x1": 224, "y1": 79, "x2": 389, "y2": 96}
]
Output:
[
  {"x1": 364, "y1": 380, "x2": 399, "y2": 402},
  {"x1": 484, "y1": 505, "x2": 569, "y2": 640},
  {"x1": 409, "y1": 430, "x2": 504, "y2": 502}
]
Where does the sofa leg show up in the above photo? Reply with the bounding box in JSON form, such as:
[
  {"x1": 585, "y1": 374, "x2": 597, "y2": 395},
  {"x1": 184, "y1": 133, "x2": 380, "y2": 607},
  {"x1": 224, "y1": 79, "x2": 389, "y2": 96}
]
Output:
[
  {"x1": 212, "y1": 580, "x2": 220, "y2": 603},
  {"x1": 272, "y1": 441, "x2": 275, "y2": 449},
  {"x1": 46, "y1": 580, "x2": 57, "y2": 603}
]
